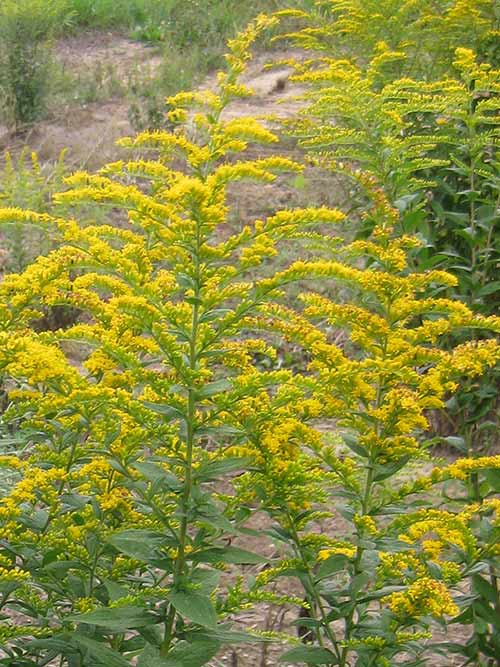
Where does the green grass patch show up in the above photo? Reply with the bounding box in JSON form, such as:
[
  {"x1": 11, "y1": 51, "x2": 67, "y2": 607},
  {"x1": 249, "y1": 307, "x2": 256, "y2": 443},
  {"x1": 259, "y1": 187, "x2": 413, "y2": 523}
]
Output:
[{"x1": 67, "y1": 0, "x2": 292, "y2": 38}]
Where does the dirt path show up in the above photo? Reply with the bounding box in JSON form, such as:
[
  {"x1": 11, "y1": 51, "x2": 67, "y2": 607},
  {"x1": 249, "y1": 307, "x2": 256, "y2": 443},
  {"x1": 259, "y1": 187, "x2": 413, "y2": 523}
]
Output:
[{"x1": 0, "y1": 35, "x2": 304, "y2": 170}]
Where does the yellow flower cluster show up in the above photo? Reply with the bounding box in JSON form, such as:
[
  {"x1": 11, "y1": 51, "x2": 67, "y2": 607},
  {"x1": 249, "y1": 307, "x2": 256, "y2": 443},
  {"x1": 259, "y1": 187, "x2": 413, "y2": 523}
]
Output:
[
  {"x1": 385, "y1": 577, "x2": 459, "y2": 619},
  {"x1": 398, "y1": 509, "x2": 476, "y2": 559},
  {"x1": 439, "y1": 455, "x2": 500, "y2": 481},
  {"x1": 0, "y1": 566, "x2": 30, "y2": 583},
  {"x1": 318, "y1": 544, "x2": 357, "y2": 560}
]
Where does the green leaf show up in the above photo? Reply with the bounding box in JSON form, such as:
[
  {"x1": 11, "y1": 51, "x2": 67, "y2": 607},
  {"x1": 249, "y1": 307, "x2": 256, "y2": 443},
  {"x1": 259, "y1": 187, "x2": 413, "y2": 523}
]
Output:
[
  {"x1": 142, "y1": 402, "x2": 185, "y2": 420},
  {"x1": 472, "y1": 598, "x2": 499, "y2": 627},
  {"x1": 348, "y1": 572, "x2": 370, "y2": 597},
  {"x1": 483, "y1": 468, "x2": 500, "y2": 492},
  {"x1": 342, "y1": 433, "x2": 368, "y2": 457},
  {"x1": 196, "y1": 379, "x2": 232, "y2": 399},
  {"x1": 43, "y1": 560, "x2": 85, "y2": 575},
  {"x1": 316, "y1": 554, "x2": 349, "y2": 581},
  {"x1": 195, "y1": 457, "x2": 252, "y2": 481},
  {"x1": 138, "y1": 639, "x2": 221, "y2": 667},
  {"x1": 190, "y1": 568, "x2": 221, "y2": 594},
  {"x1": 357, "y1": 585, "x2": 406, "y2": 603},
  {"x1": 103, "y1": 579, "x2": 128, "y2": 603},
  {"x1": 192, "y1": 546, "x2": 267, "y2": 565},
  {"x1": 68, "y1": 605, "x2": 157, "y2": 631},
  {"x1": 137, "y1": 645, "x2": 162, "y2": 667},
  {"x1": 199, "y1": 308, "x2": 232, "y2": 324},
  {"x1": 71, "y1": 635, "x2": 130, "y2": 667},
  {"x1": 61, "y1": 492, "x2": 91, "y2": 509},
  {"x1": 280, "y1": 645, "x2": 337, "y2": 664},
  {"x1": 168, "y1": 590, "x2": 217, "y2": 628},
  {"x1": 108, "y1": 530, "x2": 169, "y2": 561},
  {"x1": 441, "y1": 436, "x2": 467, "y2": 453},
  {"x1": 478, "y1": 281, "x2": 500, "y2": 297},
  {"x1": 373, "y1": 457, "x2": 410, "y2": 482},
  {"x1": 472, "y1": 575, "x2": 499, "y2": 605},
  {"x1": 25, "y1": 635, "x2": 77, "y2": 655},
  {"x1": 133, "y1": 462, "x2": 183, "y2": 491},
  {"x1": 195, "y1": 628, "x2": 274, "y2": 643},
  {"x1": 290, "y1": 618, "x2": 322, "y2": 630},
  {"x1": 167, "y1": 639, "x2": 221, "y2": 667},
  {"x1": 465, "y1": 561, "x2": 489, "y2": 576}
]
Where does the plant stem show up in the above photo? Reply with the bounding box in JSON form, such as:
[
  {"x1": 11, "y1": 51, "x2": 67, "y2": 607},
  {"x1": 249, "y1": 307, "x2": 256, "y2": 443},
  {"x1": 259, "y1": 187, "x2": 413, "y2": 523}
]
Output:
[
  {"x1": 160, "y1": 213, "x2": 202, "y2": 655},
  {"x1": 340, "y1": 465, "x2": 374, "y2": 667},
  {"x1": 286, "y1": 510, "x2": 343, "y2": 664}
]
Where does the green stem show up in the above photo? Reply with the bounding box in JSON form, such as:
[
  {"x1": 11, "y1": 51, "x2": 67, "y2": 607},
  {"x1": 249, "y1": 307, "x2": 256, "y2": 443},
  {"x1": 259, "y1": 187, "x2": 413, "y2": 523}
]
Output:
[
  {"x1": 467, "y1": 96, "x2": 478, "y2": 274},
  {"x1": 286, "y1": 511, "x2": 343, "y2": 664},
  {"x1": 488, "y1": 565, "x2": 500, "y2": 667},
  {"x1": 160, "y1": 214, "x2": 202, "y2": 655},
  {"x1": 340, "y1": 465, "x2": 374, "y2": 667},
  {"x1": 339, "y1": 328, "x2": 386, "y2": 667}
]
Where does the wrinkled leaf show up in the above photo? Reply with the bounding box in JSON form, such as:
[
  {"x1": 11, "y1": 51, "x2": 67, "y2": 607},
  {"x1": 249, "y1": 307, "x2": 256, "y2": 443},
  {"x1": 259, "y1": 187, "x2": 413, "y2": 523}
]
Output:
[
  {"x1": 71, "y1": 635, "x2": 130, "y2": 667},
  {"x1": 68, "y1": 605, "x2": 157, "y2": 631},
  {"x1": 168, "y1": 590, "x2": 217, "y2": 628},
  {"x1": 192, "y1": 546, "x2": 267, "y2": 565},
  {"x1": 280, "y1": 645, "x2": 337, "y2": 664},
  {"x1": 108, "y1": 530, "x2": 169, "y2": 561}
]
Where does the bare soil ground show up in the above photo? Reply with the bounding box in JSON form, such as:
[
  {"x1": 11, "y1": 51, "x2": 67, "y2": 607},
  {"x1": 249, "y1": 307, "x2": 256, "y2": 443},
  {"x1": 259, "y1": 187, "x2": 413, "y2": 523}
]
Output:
[
  {"x1": 0, "y1": 35, "x2": 303, "y2": 169},
  {"x1": 0, "y1": 33, "x2": 161, "y2": 167}
]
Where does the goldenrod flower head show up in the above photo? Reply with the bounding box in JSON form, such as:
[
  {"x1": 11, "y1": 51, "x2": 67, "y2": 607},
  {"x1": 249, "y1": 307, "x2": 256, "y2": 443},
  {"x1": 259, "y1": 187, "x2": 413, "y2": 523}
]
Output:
[{"x1": 385, "y1": 577, "x2": 458, "y2": 619}]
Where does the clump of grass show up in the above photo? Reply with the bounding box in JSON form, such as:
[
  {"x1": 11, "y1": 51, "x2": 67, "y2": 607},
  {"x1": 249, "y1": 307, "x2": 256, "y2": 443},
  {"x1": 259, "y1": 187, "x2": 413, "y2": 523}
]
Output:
[
  {"x1": 55, "y1": 60, "x2": 125, "y2": 106},
  {"x1": 66, "y1": 0, "x2": 169, "y2": 30},
  {"x1": 67, "y1": 0, "x2": 293, "y2": 37},
  {"x1": 0, "y1": 149, "x2": 67, "y2": 271},
  {"x1": 0, "y1": 0, "x2": 72, "y2": 130}
]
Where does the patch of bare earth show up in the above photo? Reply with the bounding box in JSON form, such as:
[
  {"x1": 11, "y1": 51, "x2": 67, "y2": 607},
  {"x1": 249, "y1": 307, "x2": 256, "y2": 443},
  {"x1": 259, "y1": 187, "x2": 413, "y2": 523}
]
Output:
[
  {"x1": 0, "y1": 39, "x2": 304, "y2": 171},
  {"x1": 0, "y1": 32, "x2": 162, "y2": 168}
]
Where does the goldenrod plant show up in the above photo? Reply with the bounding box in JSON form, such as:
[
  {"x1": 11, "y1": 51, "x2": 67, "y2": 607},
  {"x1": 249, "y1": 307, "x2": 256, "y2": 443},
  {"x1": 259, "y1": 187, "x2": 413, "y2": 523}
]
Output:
[
  {"x1": 0, "y1": 8, "x2": 500, "y2": 667},
  {"x1": 275, "y1": 3, "x2": 500, "y2": 463},
  {"x1": 278, "y1": 0, "x2": 500, "y2": 76},
  {"x1": 231, "y1": 191, "x2": 500, "y2": 666},
  {"x1": 0, "y1": 15, "x2": 334, "y2": 665},
  {"x1": 282, "y1": 47, "x2": 500, "y2": 304}
]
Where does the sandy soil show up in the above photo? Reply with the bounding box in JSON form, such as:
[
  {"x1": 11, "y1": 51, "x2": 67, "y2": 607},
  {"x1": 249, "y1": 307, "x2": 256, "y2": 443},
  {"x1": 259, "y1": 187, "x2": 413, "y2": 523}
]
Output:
[{"x1": 0, "y1": 35, "x2": 304, "y2": 169}]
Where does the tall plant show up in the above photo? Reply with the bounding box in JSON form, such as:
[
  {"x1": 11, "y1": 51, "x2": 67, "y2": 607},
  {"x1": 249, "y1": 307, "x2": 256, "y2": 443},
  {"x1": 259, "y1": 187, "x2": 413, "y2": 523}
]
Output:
[
  {"x1": 275, "y1": 5, "x2": 500, "y2": 459},
  {"x1": 0, "y1": 15, "x2": 339, "y2": 665},
  {"x1": 230, "y1": 191, "x2": 500, "y2": 667},
  {"x1": 278, "y1": 0, "x2": 500, "y2": 76}
]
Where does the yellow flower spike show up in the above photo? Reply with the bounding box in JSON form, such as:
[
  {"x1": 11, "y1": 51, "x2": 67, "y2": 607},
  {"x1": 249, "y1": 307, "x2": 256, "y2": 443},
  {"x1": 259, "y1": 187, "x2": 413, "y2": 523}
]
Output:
[
  {"x1": 385, "y1": 577, "x2": 459, "y2": 619},
  {"x1": 442, "y1": 455, "x2": 500, "y2": 481}
]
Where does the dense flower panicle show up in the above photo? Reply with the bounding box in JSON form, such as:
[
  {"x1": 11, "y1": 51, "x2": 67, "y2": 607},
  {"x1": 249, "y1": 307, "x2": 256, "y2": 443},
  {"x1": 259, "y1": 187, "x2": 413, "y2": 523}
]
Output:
[
  {"x1": 385, "y1": 577, "x2": 459, "y2": 619},
  {"x1": 441, "y1": 455, "x2": 500, "y2": 481},
  {"x1": 0, "y1": 15, "x2": 328, "y2": 653}
]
